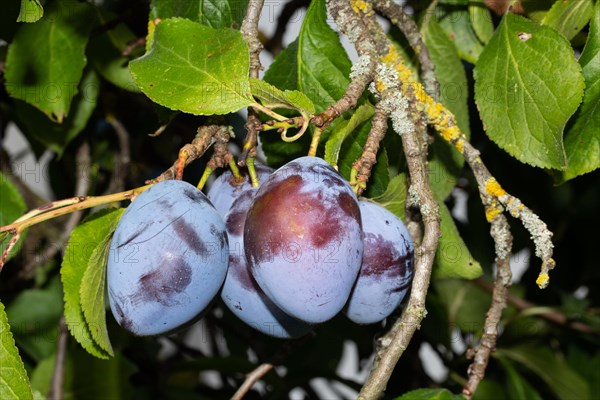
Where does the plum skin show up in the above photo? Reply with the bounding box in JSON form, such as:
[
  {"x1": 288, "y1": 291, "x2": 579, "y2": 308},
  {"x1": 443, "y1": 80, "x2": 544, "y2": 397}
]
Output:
[
  {"x1": 107, "y1": 180, "x2": 229, "y2": 336},
  {"x1": 221, "y1": 189, "x2": 312, "y2": 338},
  {"x1": 345, "y1": 200, "x2": 414, "y2": 325},
  {"x1": 207, "y1": 163, "x2": 273, "y2": 217},
  {"x1": 244, "y1": 156, "x2": 363, "y2": 324}
]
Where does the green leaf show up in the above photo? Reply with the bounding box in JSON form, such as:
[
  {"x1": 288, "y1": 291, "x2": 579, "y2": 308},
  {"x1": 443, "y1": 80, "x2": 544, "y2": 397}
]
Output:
[
  {"x1": 17, "y1": 0, "x2": 43, "y2": 23},
  {"x1": 61, "y1": 208, "x2": 124, "y2": 359},
  {"x1": 372, "y1": 174, "x2": 408, "y2": 220},
  {"x1": 130, "y1": 18, "x2": 253, "y2": 115},
  {"x1": 249, "y1": 78, "x2": 315, "y2": 115},
  {"x1": 474, "y1": 13, "x2": 584, "y2": 170},
  {"x1": 435, "y1": 5, "x2": 484, "y2": 63},
  {"x1": 87, "y1": 9, "x2": 140, "y2": 92},
  {"x1": 469, "y1": 0, "x2": 494, "y2": 44},
  {"x1": 324, "y1": 103, "x2": 375, "y2": 167},
  {"x1": 496, "y1": 345, "x2": 590, "y2": 400},
  {"x1": 395, "y1": 388, "x2": 463, "y2": 400},
  {"x1": 6, "y1": 278, "x2": 63, "y2": 361},
  {"x1": 79, "y1": 209, "x2": 125, "y2": 357},
  {"x1": 264, "y1": 40, "x2": 298, "y2": 91},
  {"x1": 0, "y1": 172, "x2": 26, "y2": 262},
  {"x1": 5, "y1": 0, "x2": 97, "y2": 122},
  {"x1": 298, "y1": 0, "x2": 352, "y2": 112},
  {"x1": 542, "y1": 0, "x2": 594, "y2": 40},
  {"x1": 0, "y1": 302, "x2": 34, "y2": 400},
  {"x1": 337, "y1": 119, "x2": 390, "y2": 198},
  {"x1": 150, "y1": 0, "x2": 249, "y2": 29},
  {"x1": 435, "y1": 203, "x2": 482, "y2": 279},
  {"x1": 435, "y1": 278, "x2": 490, "y2": 331},
  {"x1": 14, "y1": 69, "x2": 100, "y2": 156},
  {"x1": 499, "y1": 358, "x2": 543, "y2": 400},
  {"x1": 557, "y1": 1, "x2": 600, "y2": 182}
]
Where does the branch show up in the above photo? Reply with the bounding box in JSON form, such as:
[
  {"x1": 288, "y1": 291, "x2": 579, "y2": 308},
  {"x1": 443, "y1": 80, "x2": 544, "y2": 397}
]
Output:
[
  {"x1": 473, "y1": 279, "x2": 600, "y2": 336},
  {"x1": 351, "y1": 106, "x2": 388, "y2": 195},
  {"x1": 370, "y1": 0, "x2": 439, "y2": 99},
  {"x1": 231, "y1": 363, "x2": 274, "y2": 400},
  {"x1": 47, "y1": 316, "x2": 68, "y2": 400},
  {"x1": 21, "y1": 142, "x2": 92, "y2": 276},
  {"x1": 463, "y1": 216, "x2": 513, "y2": 398},
  {"x1": 240, "y1": 0, "x2": 265, "y2": 166},
  {"x1": 147, "y1": 125, "x2": 221, "y2": 183}
]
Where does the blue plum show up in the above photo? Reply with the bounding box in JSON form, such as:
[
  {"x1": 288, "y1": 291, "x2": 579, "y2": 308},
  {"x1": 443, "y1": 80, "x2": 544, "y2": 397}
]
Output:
[
  {"x1": 244, "y1": 156, "x2": 363, "y2": 324},
  {"x1": 221, "y1": 189, "x2": 312, "y2": 338},
  {"x1": 107, "y1": 180, "x2": 229, "y2": 336},
  {"x1": 345, "y1": 200, "x2": 414, "y2": 325},
  {"x1": 207, "y1": 163, "x2": 273, "y2": 217}
]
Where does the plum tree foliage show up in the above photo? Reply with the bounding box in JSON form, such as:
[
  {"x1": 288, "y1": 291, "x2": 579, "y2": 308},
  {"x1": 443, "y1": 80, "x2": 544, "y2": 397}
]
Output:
[{"x1": 0, "y1": 0, "x2": 599, "y2": 399}]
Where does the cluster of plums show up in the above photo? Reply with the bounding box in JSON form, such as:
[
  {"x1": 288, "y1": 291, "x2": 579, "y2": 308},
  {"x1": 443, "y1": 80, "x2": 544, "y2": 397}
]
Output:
[{"x1": 107, "y1": 157, "x2": 414, "y2": 338}]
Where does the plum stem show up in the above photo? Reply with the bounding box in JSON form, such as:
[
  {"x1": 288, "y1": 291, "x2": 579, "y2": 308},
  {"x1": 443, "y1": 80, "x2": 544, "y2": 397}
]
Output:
[
  {"x1": 246, "y1": 157, "x2": 260, "y2": 187},
  {"x1": 196, "y1": 167, "x2": 213, "y2": 191},
  {"x1": 307, "y1": 127, "x2": 322, "y2": 156},
  {"x1": 229, "y1": 158, "x2": 243, "y2": 181}
]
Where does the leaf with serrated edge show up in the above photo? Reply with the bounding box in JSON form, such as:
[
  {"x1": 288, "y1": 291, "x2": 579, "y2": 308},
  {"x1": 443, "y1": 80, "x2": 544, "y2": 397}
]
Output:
[
  {"x1": 542, "y1": 0, "x2": 594, "y2": 40},
  {"x1": 435, "y1": 203, "x2": 482, "y2": 279},
  {"x1": 324, "y1": 103, "x2": 374, "y2": 167},
  {"x1": 80, "y1": 208, "x2": 125, "y2": 357},
  {"x1": 130, "y1": 18, "x2": 253, "y2": 115},
  {"x1": 0, "y1": 302, "x2": 34, "y2": 400},
  {"x1": 475, "y1": 13, "x2": 584, "y2": 170},
  {"x1": 5, "y1": 0, "x2": 96, "y2": 122},
  {"x1": 0, "y1": 172, "x2": 26, "y2": 262},
  {"x1": 62, "y1": 209, "x2": 124, "y2": 359},
  {"x1": 17, "y1": 0, "x2": 43, "y2": 23},
  {"x1": 558, "y1": 1, "x2": 600, "y2": 182},
  {"x1": 249, "y1": 78, "x2": 315, "y2": 115},
  {"x1": 298, "y1": 0, "x2": 351, "y2": 112}
]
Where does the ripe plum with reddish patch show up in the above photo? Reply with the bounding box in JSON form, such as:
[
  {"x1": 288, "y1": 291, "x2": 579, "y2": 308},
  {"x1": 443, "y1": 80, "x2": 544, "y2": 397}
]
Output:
[
  {"x1": 221, "y1": 189, "x2": 312, "y2": 338},
  {"x1": 345, "y1": 200, "x2": 414, "y2": 324},
  {"x1": 107, "y1": 180, "x2": 229, "y2": 336},
  {"x1": 244, "y1": 156, "x2": 363, "y2": 324},
  {"x1": 207, "y1": 163, "x2": 273, "y2": 216}
]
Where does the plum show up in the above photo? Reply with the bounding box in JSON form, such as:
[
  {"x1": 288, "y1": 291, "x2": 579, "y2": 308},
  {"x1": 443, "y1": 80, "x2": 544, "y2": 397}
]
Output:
[
  {"x1": 244, "y1": 156, "x2": 363, "y2": 324},
  {"x1": 221, "y1": 189, "x2": 312, "y2": 338},
  {"x1": 107, "y1": 180, "x2": 229, "y2": 336},
  {"x1": 345, "y1": 200, "x2": 414, "y2": 325},
  {"x1": 207, "y1": 163, "x2": 273, "y2": 217}
]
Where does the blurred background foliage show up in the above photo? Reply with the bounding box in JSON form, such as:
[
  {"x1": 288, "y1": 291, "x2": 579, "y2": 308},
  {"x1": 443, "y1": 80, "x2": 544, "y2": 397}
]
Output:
[{"x1": 0, "y1": 0, "x2": 599, "y2": 399}]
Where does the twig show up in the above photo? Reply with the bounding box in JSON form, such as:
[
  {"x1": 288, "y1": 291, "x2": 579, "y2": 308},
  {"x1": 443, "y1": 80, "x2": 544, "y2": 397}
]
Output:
[
  {"x1": 147, "y1": 125, "x2": 221, "y2": 183},
  {"x1": 473, "y1": 278, "x2": 600, "y2": 336},
  {"x1": 325, "y1": 1, "x2": 441, "y2": 398},
  {"x1": 105, "y1": 115, "x2": 131, "y2": 194},
  {"x1": 351, "y1": 106, "x2": 388, "y2": 195},
  {"x1": 231, "y1": 363, "x2": 274, "y2": 400},
  {"x1": 21, "y1": 142, "x2": 92, "y2": 276},
  {"x1": 239, "y1": 0, "x2": 265, "y2": 169},
  {"x1": 463, "y1": 216, "x2": 513, "y2": 399},
  {"x1": 47, "y1": 316, "x2": 68, "y2": 400},
  {"x1": 370, "y1": 0, "x2": 439, "y2": 99}
]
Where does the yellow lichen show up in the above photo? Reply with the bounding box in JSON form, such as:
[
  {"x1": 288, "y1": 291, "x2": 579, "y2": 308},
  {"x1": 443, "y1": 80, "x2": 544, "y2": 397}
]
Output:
[
  {"x1": 375, "y1": 79, "x2": 386, "y2": 93},
  {"x1": 485, "y1": 178, "x2": 506, "y2": 197},
  {"x1": 351, "y1": 0, "x2": 370, "y2": 14},
  {"x1": 536, "y1": 273, "x2": 550, "y2": 289},
  {"x1": 455, "y1": 138, "x2": 465, "y2": 154},
  {"x1": 485, "y1": 204, "x2": 502, "y2": 222}
]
